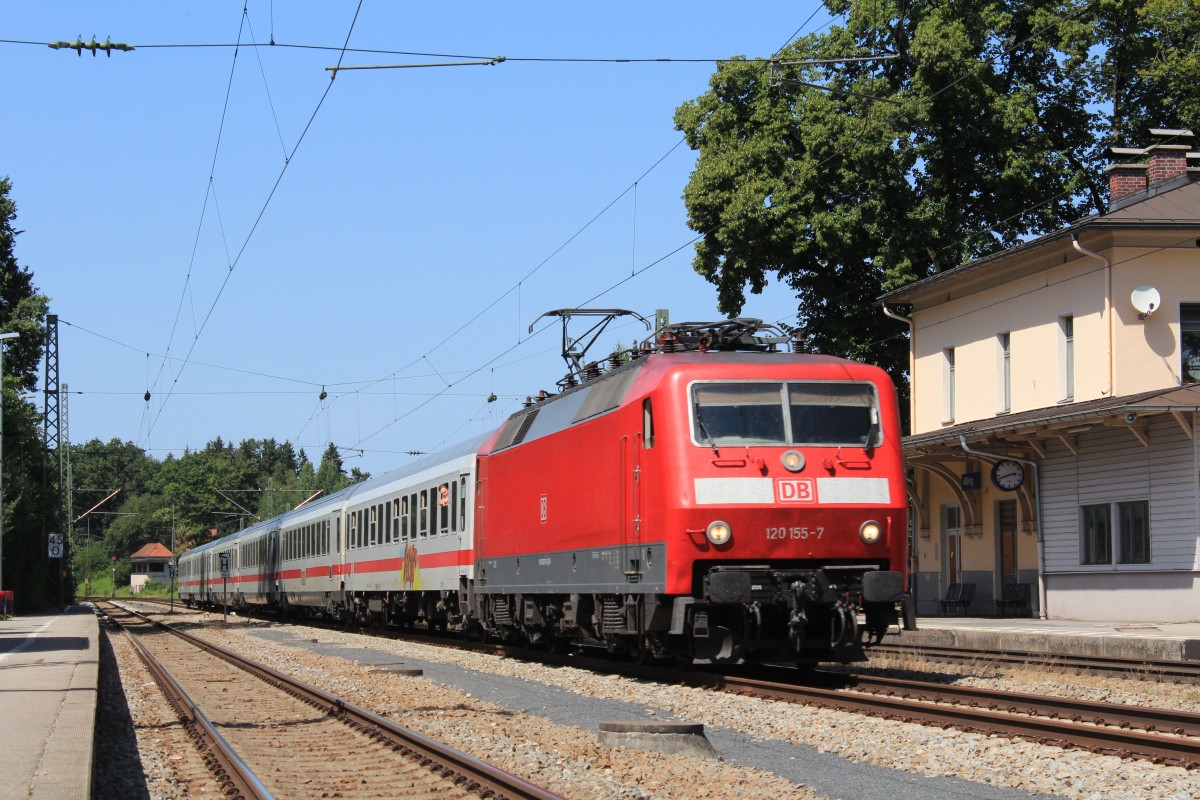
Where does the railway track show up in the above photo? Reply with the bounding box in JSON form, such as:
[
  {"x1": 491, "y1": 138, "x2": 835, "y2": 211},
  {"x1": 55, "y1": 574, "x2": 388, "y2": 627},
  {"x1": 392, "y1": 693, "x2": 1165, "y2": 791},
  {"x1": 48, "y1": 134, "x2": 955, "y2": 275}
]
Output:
[
  {"x1": 98, "y1": 601, "x2": 563, "y2": 800},
  {"x1": 728, "y1": 672, "x2": 1200, "y2": 767},
  {"x1": 118, "y1": 597, "x2": 1200, "y2": 767},
  {"x1": 869, "y1": 642, "x2": 1200, "y2": 682}
]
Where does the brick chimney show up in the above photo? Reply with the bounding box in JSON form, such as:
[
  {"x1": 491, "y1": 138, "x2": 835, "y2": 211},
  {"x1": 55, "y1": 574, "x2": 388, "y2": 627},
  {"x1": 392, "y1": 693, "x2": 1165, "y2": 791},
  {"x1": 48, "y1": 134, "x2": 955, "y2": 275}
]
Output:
[
  {"x1": 1107, "y1": 128, "x2": 1196, "y2": 208},
  {"x1": 1147, "y1": 128, "x2": 1193, "y2": 184},
  {"x1": 1106, "y1": 148, "x2": 1146, "y2": 202}
]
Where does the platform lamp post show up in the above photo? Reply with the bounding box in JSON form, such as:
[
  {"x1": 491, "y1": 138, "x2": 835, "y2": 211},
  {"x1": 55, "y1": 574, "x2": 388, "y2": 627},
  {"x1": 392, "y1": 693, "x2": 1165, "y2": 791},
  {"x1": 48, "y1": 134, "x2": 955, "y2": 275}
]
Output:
[{"x1": 0, "y1": 331, "x2": 20, "y2": 601}]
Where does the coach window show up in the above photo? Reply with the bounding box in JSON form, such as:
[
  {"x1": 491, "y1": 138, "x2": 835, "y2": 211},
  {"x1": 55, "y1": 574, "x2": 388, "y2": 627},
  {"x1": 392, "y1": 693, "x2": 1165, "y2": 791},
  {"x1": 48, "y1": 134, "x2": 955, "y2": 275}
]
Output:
[
  {"x1": 348, "y1": 514, "x2": 357, "y2": 550},
  {"x1": 419, "y1": 490, "x2": 429, "y2": 537},
  {"x1": 392, "y1": 499, "x2": 400, "y2": 541},
  {"x1": 450, "y1": 481, "x2": 458, "y2": 532},
  {"x1": 459, "y1": 476, "x2": 468, "y2": 530},
  {"x1": 401, "y1": 496, "x2": 410, "y2": 539},
  {"x1": 335, "y1": 517, "x2": 341, "y2": 552},
  {"x1": 438, "y1": 483, "x2": 450, "y2": 534},
  {"x1": 367, "y1": 507, "x2": 375, "y2": 547}
]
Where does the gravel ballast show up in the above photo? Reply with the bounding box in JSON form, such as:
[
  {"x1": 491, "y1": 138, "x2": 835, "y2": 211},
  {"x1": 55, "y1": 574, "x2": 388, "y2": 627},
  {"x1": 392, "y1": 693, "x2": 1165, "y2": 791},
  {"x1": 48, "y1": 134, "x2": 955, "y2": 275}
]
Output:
[{"x1": 109, "y1": 604, "x2": 1200, "y2": 800}]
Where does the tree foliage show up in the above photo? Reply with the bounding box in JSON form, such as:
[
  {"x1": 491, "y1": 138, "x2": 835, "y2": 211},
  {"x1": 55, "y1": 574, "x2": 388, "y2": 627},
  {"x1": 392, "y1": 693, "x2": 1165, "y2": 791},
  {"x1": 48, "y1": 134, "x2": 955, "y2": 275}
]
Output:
[
  {"x1": 71, "y1": 436, "x2": 365, "y2": 583},
  {"x1": 674, "y1": 0, "x2": 1200, "y2": 413},
  {"x1": 0, "y1": 178, "x2": 376, "y2": 606},
  {"x1": 0, "y1": 177, "x2": 55, "y2": 610}
]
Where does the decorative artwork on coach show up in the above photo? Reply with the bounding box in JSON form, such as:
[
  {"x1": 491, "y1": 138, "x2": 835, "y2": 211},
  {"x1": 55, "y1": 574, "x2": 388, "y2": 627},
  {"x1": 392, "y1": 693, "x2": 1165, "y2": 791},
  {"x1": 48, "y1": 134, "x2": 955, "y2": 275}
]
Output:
[{"x1": 401, "y1": 544, "x2": 422, "y2": 590}]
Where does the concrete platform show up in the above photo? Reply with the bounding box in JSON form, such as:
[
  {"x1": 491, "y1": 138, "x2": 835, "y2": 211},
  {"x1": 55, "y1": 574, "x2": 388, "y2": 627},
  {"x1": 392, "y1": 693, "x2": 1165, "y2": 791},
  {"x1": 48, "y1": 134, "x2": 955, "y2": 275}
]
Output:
[
  {"x1": 902, "y1": 615, "x2": 1200, "y2": 662},
  {"x1": 0, "y1": 606, "x2": 98, "y2": 800}
]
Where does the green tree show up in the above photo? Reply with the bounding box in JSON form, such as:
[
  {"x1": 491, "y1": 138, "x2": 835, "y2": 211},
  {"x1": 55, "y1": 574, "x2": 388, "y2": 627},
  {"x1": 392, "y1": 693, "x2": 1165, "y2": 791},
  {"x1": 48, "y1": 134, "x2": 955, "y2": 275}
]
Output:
[
  {"x1": 70, "y1": 438, "x2": 156, "y2": 539},
  {"x1": 674, "y1": 0, "x2": 1200, "y2": 420},
  {"x1": 0, "y1": 177, "x2": 55, "y2": 609}
]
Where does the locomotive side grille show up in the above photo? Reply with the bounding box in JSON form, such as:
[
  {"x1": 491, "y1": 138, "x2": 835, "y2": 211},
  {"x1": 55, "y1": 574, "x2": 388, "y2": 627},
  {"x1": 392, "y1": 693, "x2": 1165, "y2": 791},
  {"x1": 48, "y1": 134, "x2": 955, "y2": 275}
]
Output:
[
  {"x1": 494, "y1": 408, "x2": 541, "y2": 451},
  {"x1": 511, "y1": 409, "x2": 539, "y2": 445}
]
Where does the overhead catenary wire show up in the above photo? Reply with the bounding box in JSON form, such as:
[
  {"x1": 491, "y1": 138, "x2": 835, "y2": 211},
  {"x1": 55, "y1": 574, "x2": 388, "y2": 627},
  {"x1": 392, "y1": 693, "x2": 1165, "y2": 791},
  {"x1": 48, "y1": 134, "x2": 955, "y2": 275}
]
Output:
[
  {"x1": 145, "y1": 1, "x2": 367, "y2": 441},
  {"x1": 50, "y1": 2, "x2": 1150, "y2": 466}
]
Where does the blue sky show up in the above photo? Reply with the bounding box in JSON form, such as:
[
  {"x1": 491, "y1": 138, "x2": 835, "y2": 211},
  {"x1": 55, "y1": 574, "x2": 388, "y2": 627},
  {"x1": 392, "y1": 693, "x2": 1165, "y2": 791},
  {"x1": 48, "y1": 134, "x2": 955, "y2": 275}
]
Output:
[{"x1": 3, "y1": 2, "x2": 831, "y2": 475}]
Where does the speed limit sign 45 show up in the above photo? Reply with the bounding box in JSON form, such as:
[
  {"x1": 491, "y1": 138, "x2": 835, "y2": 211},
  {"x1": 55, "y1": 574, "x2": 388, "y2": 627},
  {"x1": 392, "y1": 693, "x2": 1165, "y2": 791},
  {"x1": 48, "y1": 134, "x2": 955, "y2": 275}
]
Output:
[{"x1": 48, "y1": 532, "x2": 63, "y2": 559}]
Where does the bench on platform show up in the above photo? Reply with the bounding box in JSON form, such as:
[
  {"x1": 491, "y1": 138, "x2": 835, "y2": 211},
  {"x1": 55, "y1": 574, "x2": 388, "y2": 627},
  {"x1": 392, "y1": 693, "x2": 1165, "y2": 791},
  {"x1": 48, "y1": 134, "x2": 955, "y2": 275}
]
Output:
[
  {"x1": 939, "y1": 582, "x2": 975, "y2": 615},
  {"x1": 995, "y1": 582, "x2": 1032, "y2": 617}
]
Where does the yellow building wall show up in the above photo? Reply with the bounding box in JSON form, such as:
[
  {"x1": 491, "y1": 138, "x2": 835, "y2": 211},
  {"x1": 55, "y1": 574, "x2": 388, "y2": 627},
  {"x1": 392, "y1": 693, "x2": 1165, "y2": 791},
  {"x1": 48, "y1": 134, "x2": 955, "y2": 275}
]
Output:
[{"x1": 910, "y1": 238, "x2": 1200, "y2": 436}]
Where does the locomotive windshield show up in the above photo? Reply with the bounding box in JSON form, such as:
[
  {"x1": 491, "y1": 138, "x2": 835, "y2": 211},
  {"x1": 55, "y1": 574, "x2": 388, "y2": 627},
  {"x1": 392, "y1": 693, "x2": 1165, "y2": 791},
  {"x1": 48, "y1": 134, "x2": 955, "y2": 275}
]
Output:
[{"x1": 691, "y1": 381, "x2": 881, "y2": 447}]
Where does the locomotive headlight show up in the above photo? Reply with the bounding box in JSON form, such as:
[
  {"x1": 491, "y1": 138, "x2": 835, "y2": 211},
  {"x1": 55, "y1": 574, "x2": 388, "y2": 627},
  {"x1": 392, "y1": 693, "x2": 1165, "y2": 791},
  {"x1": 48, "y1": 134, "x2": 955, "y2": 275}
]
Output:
[
  {"x1": 706, "y1": 520, "x2": 732, "y2": 545},
  {"x1": 859, "y1": 520, "x2": 882, "y2": 544},
  {"x1": 781, "y1": 449, "x2": 805, "y2": 472}
]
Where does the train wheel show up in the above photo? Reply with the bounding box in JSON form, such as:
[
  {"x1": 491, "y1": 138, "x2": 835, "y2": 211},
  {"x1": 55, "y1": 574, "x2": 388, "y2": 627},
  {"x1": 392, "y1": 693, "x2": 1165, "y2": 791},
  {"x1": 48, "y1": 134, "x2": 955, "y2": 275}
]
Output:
[
  {"x1": 462, "y1": 619, "x2": 486, "y2": 642},
  {"x1": 631, "y1": 636, "x2": 655, "y2": 666}
]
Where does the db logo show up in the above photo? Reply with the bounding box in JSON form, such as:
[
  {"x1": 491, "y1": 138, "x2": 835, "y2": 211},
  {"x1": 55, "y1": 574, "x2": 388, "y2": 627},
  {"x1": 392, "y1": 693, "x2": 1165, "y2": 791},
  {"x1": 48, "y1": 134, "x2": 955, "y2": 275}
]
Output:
[
  {"x1": 776, "y1": 479, "x2": 815, "y2": 503},
  {"x1": 539, "y1": 494, "x2": 548, "y2": 523}
]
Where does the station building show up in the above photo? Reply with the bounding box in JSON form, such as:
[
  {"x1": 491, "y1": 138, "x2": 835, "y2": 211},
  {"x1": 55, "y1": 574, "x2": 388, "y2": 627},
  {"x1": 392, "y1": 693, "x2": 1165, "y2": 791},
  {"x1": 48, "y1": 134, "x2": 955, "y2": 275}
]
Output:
[{"x1": 880, "y1": 129, "x2": 1200, "y2": 622}]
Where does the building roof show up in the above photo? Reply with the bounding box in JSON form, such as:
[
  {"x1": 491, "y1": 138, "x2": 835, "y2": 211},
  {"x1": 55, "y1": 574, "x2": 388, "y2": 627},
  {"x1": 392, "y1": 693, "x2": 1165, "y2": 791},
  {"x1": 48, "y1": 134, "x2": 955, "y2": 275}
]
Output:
[
  {"x1": 904, "y1": 384, "x2": 1200, "y2": 452},
  {"x1": 881, "y1": 178, "x2": 1200, "y2": 306},
  {"x1": 130, "y1": 543, "x2": 173, "y2": 561}
]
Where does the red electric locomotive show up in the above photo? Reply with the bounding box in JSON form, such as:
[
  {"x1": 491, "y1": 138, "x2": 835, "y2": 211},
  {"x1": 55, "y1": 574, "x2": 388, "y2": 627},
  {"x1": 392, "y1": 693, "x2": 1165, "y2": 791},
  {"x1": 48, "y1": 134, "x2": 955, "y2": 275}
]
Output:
[{"x1": 471, "y1": 313, "x2": 910, "y2": 666}]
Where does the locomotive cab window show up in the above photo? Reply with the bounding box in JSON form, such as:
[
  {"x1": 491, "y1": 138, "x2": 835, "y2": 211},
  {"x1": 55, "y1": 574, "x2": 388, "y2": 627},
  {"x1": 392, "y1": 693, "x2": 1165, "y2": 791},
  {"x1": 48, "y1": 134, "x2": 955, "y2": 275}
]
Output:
[{"x1": 691, "y1": 381, "x2": 881, "y2": 447}]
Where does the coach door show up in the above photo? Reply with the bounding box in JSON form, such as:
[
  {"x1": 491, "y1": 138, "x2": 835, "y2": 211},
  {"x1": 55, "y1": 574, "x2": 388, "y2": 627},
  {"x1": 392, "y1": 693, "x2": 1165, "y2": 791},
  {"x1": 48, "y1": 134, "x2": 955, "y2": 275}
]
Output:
[
  {"x1": 268, "y1": 530, "x2": 281, "y2": 604},
  {"x1": 474, "y1": 477, "x2": 486, "y2": 573},
  {"x1": 619, "y1": 434, "x2": 643, "y2": 580}
]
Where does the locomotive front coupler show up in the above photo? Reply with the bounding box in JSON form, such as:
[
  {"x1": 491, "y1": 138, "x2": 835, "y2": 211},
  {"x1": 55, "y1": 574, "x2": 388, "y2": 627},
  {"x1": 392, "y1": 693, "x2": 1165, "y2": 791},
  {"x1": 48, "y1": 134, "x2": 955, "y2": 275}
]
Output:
[{"x1": 788, "y1": 570, "x2": 837, "y2": 605}]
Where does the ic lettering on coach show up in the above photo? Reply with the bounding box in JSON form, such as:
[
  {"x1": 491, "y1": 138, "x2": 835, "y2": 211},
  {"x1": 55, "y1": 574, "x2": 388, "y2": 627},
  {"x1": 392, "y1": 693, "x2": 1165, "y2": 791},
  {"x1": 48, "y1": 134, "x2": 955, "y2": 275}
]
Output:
[{"x1": 776, "y1": 478, "x2": 816, "y2": 504}]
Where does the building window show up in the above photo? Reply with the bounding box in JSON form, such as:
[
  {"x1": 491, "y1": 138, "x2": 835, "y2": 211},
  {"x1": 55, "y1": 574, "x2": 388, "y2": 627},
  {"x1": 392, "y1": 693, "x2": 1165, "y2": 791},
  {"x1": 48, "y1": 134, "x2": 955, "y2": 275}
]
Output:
[
  {"x1": 1058, "y1": 315, "x2": 1074, "y2": 401},
  {"x1": 997, "y1": 332, "x2": 1011, "y2": 413},
  {"x1": 942, "y1": 347, "x2": 956, "y2": 424},
  {"x1": 1080, "y1": 504, "x2": 1111, "y2": 565},
  {"x1": 1181, "y1": 305, "x2": 1200, "y2": 384},
  {"x1": 1118, "y1": 501, "x2": 1150, "y2": 564},
  {"x1": 1081, "y1": 501, "x2": 1151, "y2": 566}
]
